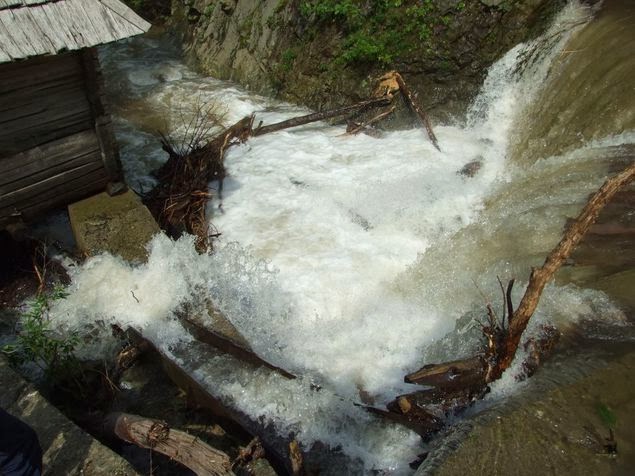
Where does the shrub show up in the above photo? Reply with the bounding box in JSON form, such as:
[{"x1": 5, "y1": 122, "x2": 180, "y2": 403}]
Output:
[{"x1": 2, "y1": 286, "x2": 80, "y2": 384}]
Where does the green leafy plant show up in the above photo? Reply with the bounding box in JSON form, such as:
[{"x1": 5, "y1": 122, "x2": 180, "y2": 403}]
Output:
[
  {"x1": 597, "y1": 403, "x2": 617, "y2": 429},
  {"x1": 299, "y1": 0, "x2": 441, "y2": 66},
  {"x1": 2, "y1": 286, "x2": 80, "y2": 384}
]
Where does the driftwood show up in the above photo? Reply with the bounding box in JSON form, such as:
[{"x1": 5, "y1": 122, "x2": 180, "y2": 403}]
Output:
[
  {"x1": 252, "y1": 96, "x2": 392, "y2": 136},
  {"x1": 393, "y1": 73, "x2": 440, "y2": 151},
  {"x1": 147, "y1": 72, "x2": 441, "y2": 250},
  {"x1": 387, "y1": 161, "x2": 635, "y2": 434},
  {"x1": 374, "y1": 71, "x2": 440, "y2": 150},
  {"x1": 346, "y1": 106, "x2": 396, "y2": 135},
  {"x1": 145, "y1": 115, "x2": 254, "y2": 251},
  {"x1": 106, "y1": 412, "x2": 234, "y2": 476}
]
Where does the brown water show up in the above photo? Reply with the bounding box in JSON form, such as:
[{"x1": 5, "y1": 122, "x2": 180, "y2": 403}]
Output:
[{"x1": 418, "y1": 2, "x2": 635, "y2": 473}]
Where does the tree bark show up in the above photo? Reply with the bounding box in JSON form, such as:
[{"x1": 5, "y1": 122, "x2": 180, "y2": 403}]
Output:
[
  {"x1": 490, "y1": 160, "x2": 635, "y2": 379},
  {"x1": 105, "y1": 412, "x2": 234, "y2": 476}
]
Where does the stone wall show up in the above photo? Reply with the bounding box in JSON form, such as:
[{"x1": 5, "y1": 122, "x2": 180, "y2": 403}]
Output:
[{"x1": 171, "y1": 0, "x2": 566, "y2": 120}]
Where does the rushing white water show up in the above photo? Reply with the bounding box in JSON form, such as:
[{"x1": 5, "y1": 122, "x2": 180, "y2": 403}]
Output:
[{"x1": 49, "y1": 2, "x2": 634, "y2": 473}]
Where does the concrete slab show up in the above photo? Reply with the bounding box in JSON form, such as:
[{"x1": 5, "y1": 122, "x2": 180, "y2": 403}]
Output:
[
  {"x1": 68, "y1": 190, "x2": 160, "y2": 263},
  {"x1": 0, "y1": 357, "x2": 138, "y2": 475}
]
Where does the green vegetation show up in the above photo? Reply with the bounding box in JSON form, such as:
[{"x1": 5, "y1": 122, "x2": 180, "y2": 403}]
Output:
[
  {"x1": 597, "y1": 403, "x2": 617, "y2": 429},
  {"x1": 280, "y1": 48, "x2": 298, "y2": 72},
  {"x1": 298, "y1": 0, "x2": 462, "y2": 66},
  {"x1": 2, "y1": 286, "x2": 80, "y2": 384}
]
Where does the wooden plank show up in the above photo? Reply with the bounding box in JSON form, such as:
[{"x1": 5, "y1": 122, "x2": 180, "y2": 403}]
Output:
[
  {"x1": 28, "y1": 4, "x2": 68, "y2": 53},
  {"x1": 0, "y1": 11, "x2": 30, "y2": 59},
  {"x1": 75, "y1": 0, "x2": 117, "y2": 46},
  {"x1": 11, "y1": 6, "x2": 55, "y2": 56},
  {"x1": 0, "y1": 55, "x2": 93, "y2": 155},
  {"x1": 98, "y1": 0, "x2": 151, "y2": 32},
  {"x1": 0, "y1": 160, "x2": 106, "y2": 211},
  {"x1": 0, "y1": 129, "x2": 96, "y2": 175},
  {"x1": 81, "y1": 48, "x2": 122, "y2": 182},
  {"x1": 0, "y1": 53, "x2": 82, "y2": 94},
  {"x1": 0, "y1": 103, "x2": 93, "y2": 154},
  {"x1": 0, "y1": 0, "x2": 150, "y2": 65},
  {"x1": 1, "y1": 169, "x2": 109, "y2": 225},
  {"x1": 0, "y1": 150, "x2": 101, "y2": 195},
  {"x1": 0, "y1": 77, "x2": 85, "y2": 111},
  {"x1": 0, "y1": 130, "x2": 99, "y2": 188},
  {"x1": 39, "y1": 1, "x2": 81, "y2": 52}
]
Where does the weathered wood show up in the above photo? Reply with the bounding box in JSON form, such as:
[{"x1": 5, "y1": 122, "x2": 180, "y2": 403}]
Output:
[
  {"x1": 0, "y1": 129, "x2": 99, "y2": 184},
  {"x1": 106, "y1": 412, "x2": 234, "y2": 476},
  {"x1": 81, "y1": 47, "x2": 123, "y2": 183},
  {"x1": 251, "y1": 96, "x2": 392, "y2": 137},
  {"x1": 404, "y1": 356, "x2": 485, "y2": 390},
  {"x1": 0, "y1": 52, "x2": 93, "y2": 156},
  {"x1": 393, "y1": 72, "x2": 440, "y2": 151},
  {"x1": 0, "y1": 161, "x2": 104, "y2": 210},
  {"x1": 0, "y1": 172, "x2": 109, "y2": 227},
  {"x1": 0, "y1": 0, "x2": 150, "y2": 64},
  {"x1": 489, "y1": 161, "x2": 635, "y2": 380},
  {"x1": 0, "y1": 166, "x2": 109, "y2": 227},
  {"x1": 366, "y1": 405, "x2": 444, "y2": 439},
  {"x1": 346, "y1": 106, "x2": 396, "y2": 135},
  {"x1": 181, "y1": 316, "x2": 296, "y2": 380},
  {"x1": 124, "y1": 329, "x2": 300, "y2": 474}
]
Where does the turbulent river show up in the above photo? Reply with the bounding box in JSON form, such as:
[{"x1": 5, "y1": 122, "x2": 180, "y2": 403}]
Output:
[{"x1": 49, "y1": 1, "x2": 634, "y2": 473}]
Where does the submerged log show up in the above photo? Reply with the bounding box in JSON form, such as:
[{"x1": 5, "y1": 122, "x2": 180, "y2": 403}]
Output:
[{"x1": 106, "y1": 412, "x2": 234, "y2": 476}]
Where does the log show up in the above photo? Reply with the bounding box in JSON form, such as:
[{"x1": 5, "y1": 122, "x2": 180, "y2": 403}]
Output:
[
  {"x1": 489, "y1": 160, "x2": 635, "y2": 380},
  {"x1": 404, "y1": 356, "x2": 485, "y2": 390},
  {"x1": 251, "y1": 96, "x2": 392, "y2": 137},
  {"x1": 346, "y1": 106, "x2": 396, "y2": 135},
  {"x1": 105, "y1": 412, "x2": 234, "y2": 476},
  {"x1": 180, "y1": 315, "x2": 296, "y2": 380},
  {"x1": 388, "y1": 161, "x2": 635, "y2": 431},
  {"x1": 393, "y1": 73, "x2": 440, "y2": 151}
]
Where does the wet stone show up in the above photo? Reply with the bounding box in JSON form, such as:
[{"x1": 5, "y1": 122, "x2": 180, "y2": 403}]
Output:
[
  {"x1": 0, "y1": 357, "x2": 138, "y2": 475},
  {"x1": 68, "y1": 190, "x2": 161, "y2": 262}
]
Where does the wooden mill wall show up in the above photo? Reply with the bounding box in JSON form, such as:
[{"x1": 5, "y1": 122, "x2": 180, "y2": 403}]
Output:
[{"x1": 0, "y1": 49, "x2": 122, "y2": 228}]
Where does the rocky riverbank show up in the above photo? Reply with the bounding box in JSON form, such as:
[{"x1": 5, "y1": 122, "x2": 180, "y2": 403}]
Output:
[{"x1": 167, "y1": 0, "x2": 569, "y2": 122}]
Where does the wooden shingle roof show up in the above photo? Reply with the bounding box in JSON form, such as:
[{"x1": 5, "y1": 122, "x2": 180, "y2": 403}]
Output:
[{"x1": 0, "y1": 0, "x2": 151, "y2": 64}]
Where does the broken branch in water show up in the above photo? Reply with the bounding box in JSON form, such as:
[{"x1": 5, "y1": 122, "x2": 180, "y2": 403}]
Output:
[
  {"x1": 251, "y1": 96, "x2": 392, "y2": 136},
  {"x1": 387, "y1": 161, "x2": 635, "y2": 435}
]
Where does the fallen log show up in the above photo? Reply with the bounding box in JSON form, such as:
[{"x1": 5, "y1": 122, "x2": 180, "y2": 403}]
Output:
[
  {"x1": 105, "y1": 412, "x2": 234, "y2": 476},
  {"x1": 251, "y1": 96, "x2": 392, "y2": 136},
  {"x1": 388, "y1": 161, "x2": 635, "y2": 427},
  {"x1": 488, "y1": 160, "x2": 635, "y2": 380}
]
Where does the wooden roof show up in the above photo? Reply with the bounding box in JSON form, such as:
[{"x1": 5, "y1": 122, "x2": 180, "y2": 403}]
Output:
[{"x1": 0, "y1": 0, "x2": 151, "y2": 64}]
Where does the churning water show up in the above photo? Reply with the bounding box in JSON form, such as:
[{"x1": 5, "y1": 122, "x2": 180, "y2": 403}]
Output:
[{"x1": 50, "y1": 1, "x2": 634, "y2": 473}]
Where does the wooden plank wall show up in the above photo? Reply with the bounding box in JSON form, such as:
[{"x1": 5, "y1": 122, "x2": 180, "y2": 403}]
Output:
[
  {"x1": 0, "y1": 51, "x2": 119, "y2": 227},
  {"x1": 0, "y1": 53, "x2": 93, "y2": 155}
]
